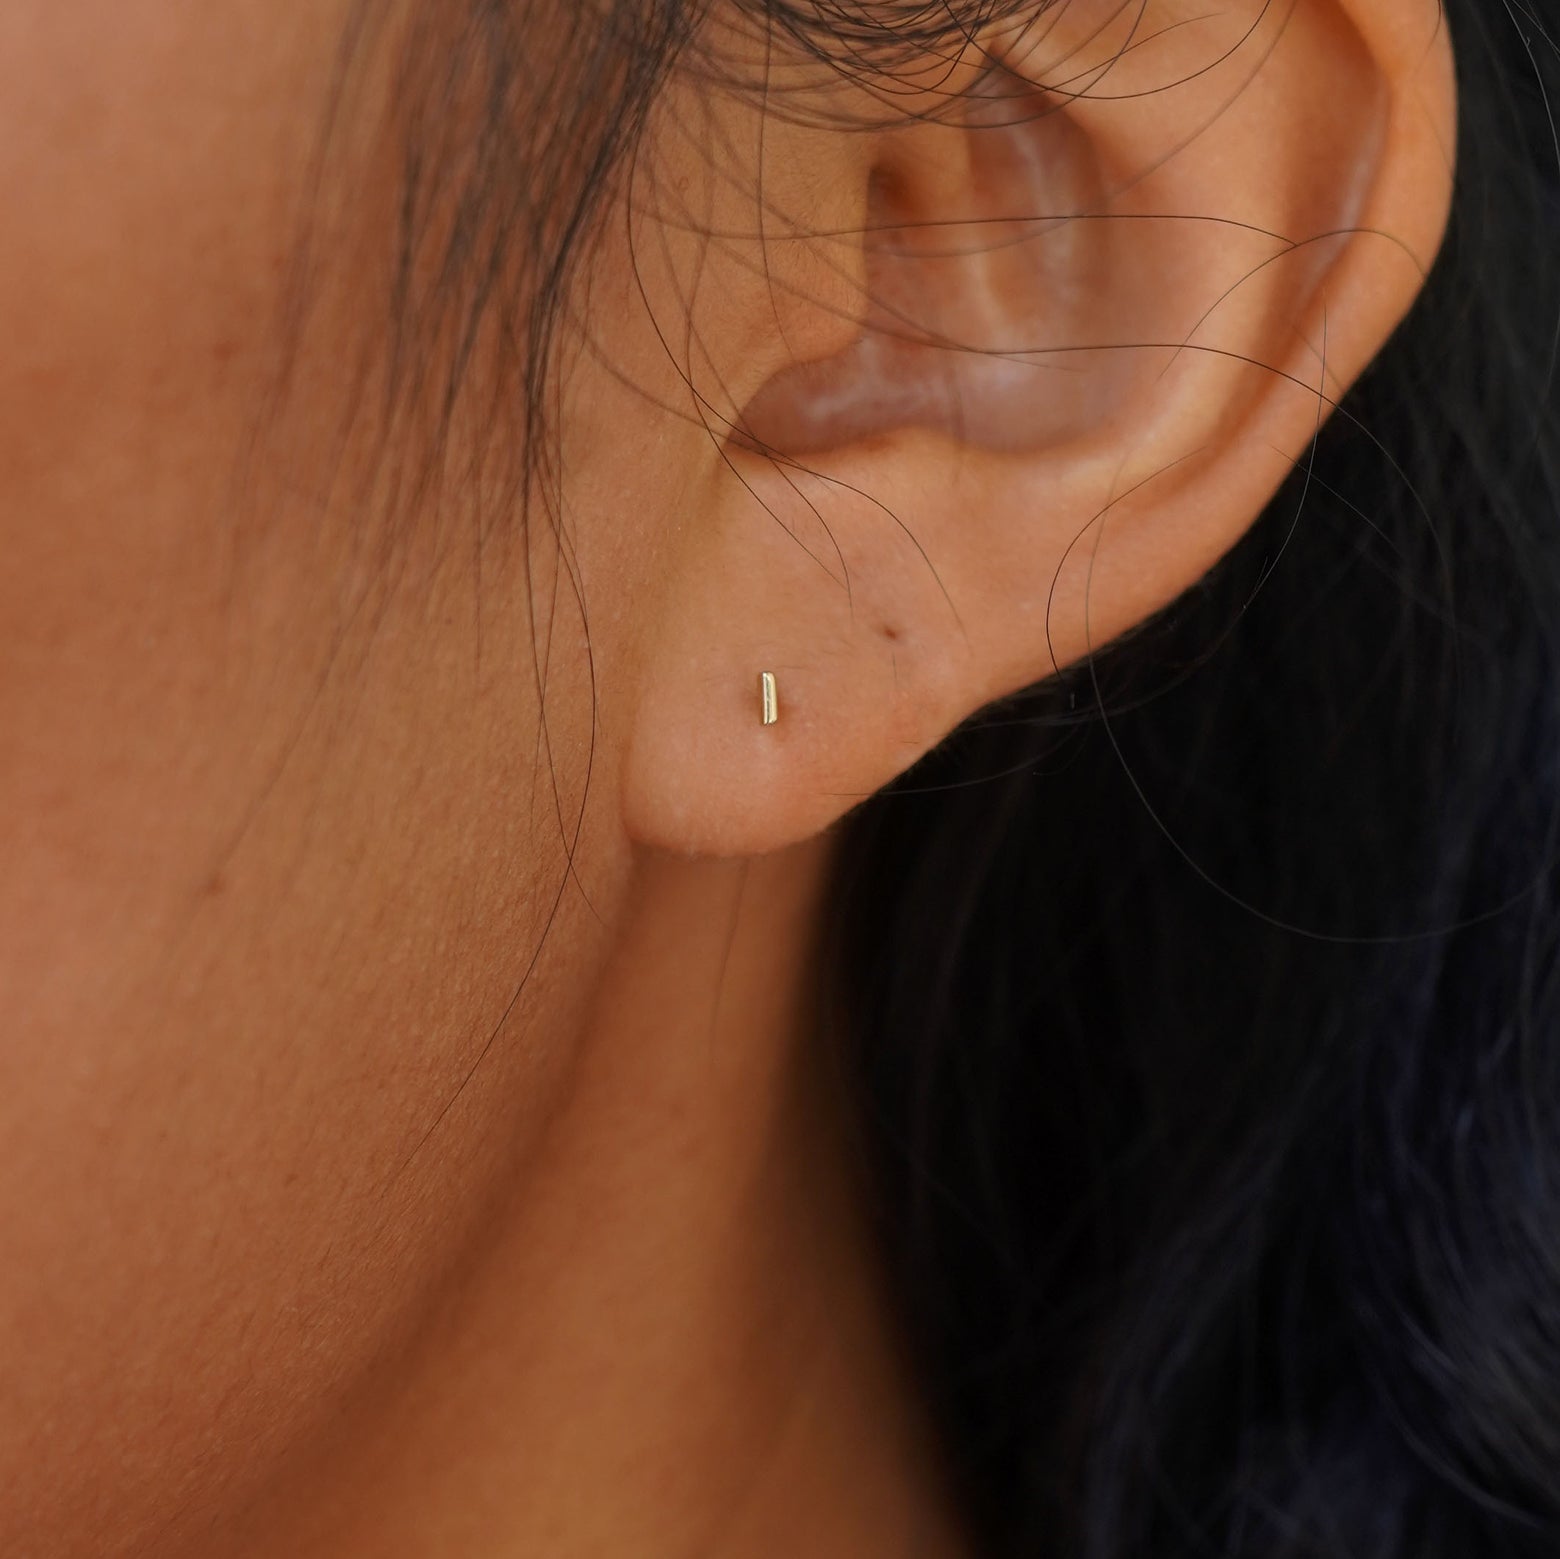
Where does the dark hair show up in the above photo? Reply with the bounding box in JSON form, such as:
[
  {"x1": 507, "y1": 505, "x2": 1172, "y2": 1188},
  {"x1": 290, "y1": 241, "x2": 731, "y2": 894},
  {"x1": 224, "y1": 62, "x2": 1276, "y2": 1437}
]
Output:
[
  {"x1": 830, "y1": 11, "x2": 1560, "y2": 1554},
  {"x1": 334, "y1": 2, "x2": 1560, "y2": 1553}
]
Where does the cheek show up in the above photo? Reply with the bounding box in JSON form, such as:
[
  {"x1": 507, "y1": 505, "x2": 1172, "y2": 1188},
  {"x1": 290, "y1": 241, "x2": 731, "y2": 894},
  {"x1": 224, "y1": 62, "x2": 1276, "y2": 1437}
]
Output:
[
  {"x1": 0, "y1": 0, "x2": 345, "y2": 1012},
  {"x1": 0, "y1": 5, "x2": 618, "y2": 1554}
]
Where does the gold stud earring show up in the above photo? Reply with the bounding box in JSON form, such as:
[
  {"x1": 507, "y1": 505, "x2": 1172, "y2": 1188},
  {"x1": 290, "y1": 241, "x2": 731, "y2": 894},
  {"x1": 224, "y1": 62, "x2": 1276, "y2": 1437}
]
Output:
[{"x1": 759, "y1": 671, "x2": 778, "y2": 726}]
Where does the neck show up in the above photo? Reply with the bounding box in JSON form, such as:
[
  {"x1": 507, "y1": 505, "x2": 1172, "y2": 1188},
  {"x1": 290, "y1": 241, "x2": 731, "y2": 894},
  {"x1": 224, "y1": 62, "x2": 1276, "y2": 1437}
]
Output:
[{"x1": 221, "y1": 837, "x2": 973, "y2": 1559}]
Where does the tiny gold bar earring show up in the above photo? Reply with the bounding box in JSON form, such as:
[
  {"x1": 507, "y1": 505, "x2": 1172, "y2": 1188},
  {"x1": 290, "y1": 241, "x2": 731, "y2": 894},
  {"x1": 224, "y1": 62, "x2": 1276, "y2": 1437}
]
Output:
[{"x1": 759, "y1": 671, "x2": 778, "y2": 726}]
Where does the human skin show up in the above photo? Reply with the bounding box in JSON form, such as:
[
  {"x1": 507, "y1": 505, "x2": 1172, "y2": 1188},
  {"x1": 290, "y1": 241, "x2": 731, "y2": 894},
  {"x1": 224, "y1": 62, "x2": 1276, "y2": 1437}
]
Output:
[
  {"x1": 0, "y1": 1, "x2": 1453, "y2": 1554},
  {"x1": 0, "y1": 5, "x2": 963, "y2": 1553}
]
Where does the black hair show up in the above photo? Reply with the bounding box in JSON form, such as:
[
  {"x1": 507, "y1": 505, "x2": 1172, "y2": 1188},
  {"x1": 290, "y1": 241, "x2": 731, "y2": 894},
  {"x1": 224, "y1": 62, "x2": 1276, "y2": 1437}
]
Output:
[
  {"x1": 334, "y1": 2, "x2": 1560, "y2": 1553},
  {"x1": 829, "y1": 8, "x2": 1560, "y2": 1555}
]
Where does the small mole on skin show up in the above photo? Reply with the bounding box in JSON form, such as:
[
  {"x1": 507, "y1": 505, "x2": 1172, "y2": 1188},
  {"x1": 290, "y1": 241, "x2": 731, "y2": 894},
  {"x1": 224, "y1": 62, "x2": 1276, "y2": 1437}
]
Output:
[{"x1": 878, "y1": 623, "x2": 902, "y2": 643}]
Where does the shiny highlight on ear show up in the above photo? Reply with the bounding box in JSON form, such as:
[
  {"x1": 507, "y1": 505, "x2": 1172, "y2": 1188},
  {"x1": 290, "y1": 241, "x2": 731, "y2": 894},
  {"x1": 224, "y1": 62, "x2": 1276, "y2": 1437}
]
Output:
[{"x1": 740, "y1": 68, "x2": 1114, "y2": 456}]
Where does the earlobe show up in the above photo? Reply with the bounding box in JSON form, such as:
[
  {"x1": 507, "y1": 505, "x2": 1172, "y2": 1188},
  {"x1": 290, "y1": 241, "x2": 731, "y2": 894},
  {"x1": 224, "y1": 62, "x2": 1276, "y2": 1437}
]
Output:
[{"x1": 618, "y1": 0, "x2": 1455, "y2": 860}]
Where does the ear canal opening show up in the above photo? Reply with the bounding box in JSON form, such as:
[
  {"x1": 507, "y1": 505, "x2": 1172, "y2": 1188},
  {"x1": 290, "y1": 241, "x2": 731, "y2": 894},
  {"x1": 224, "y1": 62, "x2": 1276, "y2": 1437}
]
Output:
[{"x1": 736, "y1": 71, "x2": 1114, "y2": 458}]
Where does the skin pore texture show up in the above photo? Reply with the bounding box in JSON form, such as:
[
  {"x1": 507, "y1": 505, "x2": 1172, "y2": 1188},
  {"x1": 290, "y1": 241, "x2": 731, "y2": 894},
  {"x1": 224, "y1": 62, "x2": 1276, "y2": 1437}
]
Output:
[{"x1": 0, "y1": 2, "x2": 1453, "y2": 1556}]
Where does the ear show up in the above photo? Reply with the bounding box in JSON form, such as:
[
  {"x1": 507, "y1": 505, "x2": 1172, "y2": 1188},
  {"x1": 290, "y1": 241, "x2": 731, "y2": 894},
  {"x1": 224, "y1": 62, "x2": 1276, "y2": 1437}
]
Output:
[{"x1": 619, "y1": 0, "x2": 1455, "y2": 858}]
